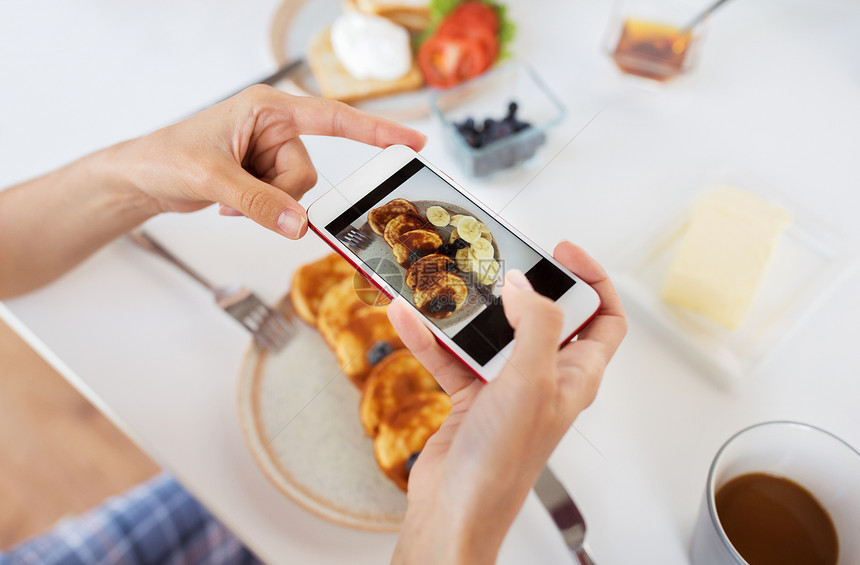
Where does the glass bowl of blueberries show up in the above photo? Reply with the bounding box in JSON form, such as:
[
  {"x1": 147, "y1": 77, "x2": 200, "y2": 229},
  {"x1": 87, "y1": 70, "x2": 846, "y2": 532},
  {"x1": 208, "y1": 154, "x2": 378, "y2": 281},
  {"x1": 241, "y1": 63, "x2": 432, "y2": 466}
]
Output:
[{"x1": 429, "y1": 61, "x2": 566, "y2": 178}]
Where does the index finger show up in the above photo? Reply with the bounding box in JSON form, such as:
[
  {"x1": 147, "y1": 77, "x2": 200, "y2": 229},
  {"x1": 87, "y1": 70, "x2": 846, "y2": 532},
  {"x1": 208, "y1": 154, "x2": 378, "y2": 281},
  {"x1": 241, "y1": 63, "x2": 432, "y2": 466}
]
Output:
[
  {"x1": 288, "y1": 95, "x2": 427, "y2": 151},
  {"x1": 553, "y1": 240, "x2": 627, "y2": 357}
]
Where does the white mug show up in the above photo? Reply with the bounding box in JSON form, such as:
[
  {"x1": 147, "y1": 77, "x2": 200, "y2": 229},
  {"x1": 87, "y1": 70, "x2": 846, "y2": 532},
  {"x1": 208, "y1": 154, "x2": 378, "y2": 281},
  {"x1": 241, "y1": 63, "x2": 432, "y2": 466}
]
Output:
[{"x1": 690, "y1": 421, "x2": 860, "y2": 565}]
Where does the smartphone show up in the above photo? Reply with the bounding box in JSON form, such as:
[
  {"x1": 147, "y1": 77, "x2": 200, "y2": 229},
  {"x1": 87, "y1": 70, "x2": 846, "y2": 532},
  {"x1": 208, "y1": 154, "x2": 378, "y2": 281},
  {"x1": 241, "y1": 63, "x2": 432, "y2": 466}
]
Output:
[{"x1": 307, "y1": 145, "x2": 601, "y2": 382}]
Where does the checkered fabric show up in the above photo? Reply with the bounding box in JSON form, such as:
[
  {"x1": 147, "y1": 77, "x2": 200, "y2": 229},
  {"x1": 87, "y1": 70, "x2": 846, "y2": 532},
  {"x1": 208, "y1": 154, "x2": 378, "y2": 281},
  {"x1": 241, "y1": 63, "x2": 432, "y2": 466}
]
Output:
[{"x1": 0, "y1": 473, "x2": 262, "y2": 565}]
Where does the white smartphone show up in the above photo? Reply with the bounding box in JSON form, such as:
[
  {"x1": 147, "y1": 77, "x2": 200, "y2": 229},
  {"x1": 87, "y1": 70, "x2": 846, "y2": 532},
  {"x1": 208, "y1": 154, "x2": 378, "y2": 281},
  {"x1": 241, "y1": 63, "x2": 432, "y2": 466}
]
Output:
[{"x1": 307, "y1": 145, "x2": 601, "y2": 382}]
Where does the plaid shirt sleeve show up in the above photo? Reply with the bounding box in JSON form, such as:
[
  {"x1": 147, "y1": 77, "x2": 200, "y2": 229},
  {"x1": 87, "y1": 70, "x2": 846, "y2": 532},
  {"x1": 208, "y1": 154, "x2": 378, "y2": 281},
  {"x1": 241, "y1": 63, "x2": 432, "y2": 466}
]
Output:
[{"x1": 0, "y1": 473, "x2": 262, "y2": 565}]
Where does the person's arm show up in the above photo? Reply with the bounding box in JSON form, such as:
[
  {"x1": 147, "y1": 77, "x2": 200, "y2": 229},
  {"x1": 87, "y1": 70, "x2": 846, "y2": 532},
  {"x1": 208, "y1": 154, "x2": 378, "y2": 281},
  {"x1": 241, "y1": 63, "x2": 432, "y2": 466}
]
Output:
[
  {"x1": 0, "y1": 145, "x2": 159, "y2": 298},
  {"x1": 0, "y1": 85, "x2": 426, "y2": 299},
  {"x1": 388, "y1": 241, "x2": 628, "y2": 564}
]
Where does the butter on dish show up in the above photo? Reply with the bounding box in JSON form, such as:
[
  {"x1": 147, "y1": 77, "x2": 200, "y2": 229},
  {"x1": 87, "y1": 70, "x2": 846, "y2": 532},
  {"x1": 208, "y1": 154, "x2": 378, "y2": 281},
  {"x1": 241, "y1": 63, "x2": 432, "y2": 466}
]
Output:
[{"x1": 661, "y1": 187, "x2": 792, "y2": 329}]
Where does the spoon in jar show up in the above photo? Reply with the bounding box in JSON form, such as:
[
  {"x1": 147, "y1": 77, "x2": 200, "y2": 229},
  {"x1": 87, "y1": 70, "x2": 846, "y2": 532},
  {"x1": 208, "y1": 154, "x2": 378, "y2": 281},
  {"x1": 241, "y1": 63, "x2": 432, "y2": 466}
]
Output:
[{"x1": 682, "y1": 0, "x2": 735, "y2": 32}]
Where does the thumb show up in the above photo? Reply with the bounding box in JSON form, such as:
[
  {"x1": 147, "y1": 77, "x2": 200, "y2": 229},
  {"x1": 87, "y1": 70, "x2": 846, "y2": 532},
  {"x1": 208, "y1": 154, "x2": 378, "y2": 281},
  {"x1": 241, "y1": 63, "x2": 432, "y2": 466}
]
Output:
[
  {"x1": 220, "y1": 168, "x2": 308, "y2": 239},
  {"x1": 498, "y1": 269, "x2": 564, "y2": 389}
]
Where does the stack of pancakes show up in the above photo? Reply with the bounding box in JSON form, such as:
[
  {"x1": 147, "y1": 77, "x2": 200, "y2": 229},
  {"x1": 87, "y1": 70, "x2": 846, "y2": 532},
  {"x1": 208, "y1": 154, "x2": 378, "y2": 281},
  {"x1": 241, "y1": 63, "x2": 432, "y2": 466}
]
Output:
[{"x1": 290, "y1": 253, "x2": 451, "y2": 491}]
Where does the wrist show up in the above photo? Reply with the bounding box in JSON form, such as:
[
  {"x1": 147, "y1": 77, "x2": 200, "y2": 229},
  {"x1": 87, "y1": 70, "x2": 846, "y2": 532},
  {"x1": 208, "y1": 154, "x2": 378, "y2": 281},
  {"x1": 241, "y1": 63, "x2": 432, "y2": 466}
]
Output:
[
  {"x1": 394, "y1": 491, "x2": 510, "y2": 565},
  {"x1": 394, "y1": 501, "x2": 492, "y2": 565},
  {"x1": 88, "y1": 140, "x2": 164, "y2": 219}
]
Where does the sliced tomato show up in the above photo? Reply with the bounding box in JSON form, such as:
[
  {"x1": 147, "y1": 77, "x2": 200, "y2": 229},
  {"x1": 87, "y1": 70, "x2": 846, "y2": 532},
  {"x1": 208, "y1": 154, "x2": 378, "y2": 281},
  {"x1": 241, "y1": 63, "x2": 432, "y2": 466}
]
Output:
[
  {"x1": 418, "y1": 34, "x2": 493, "y2": 88},
  {"x1": 436, "y1": 19, "x2": 499, "y2": 62},
  {"x1": 447, "y1": 1, "x2": 500, "y2": 33}
]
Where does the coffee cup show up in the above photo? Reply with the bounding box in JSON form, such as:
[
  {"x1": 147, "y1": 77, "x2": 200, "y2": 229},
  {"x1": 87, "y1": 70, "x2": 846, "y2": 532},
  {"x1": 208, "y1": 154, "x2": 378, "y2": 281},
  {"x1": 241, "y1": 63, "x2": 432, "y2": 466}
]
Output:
[{"x1": 690, "y1": 421, "x2": 860, "y2": 565}]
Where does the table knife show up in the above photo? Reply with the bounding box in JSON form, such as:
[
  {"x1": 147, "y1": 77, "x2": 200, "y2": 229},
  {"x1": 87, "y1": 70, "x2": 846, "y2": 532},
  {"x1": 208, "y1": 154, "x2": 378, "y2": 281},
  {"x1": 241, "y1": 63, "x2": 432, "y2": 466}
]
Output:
[{"x1": 534, "y1": 467, "x2": 596, "y2": 565}]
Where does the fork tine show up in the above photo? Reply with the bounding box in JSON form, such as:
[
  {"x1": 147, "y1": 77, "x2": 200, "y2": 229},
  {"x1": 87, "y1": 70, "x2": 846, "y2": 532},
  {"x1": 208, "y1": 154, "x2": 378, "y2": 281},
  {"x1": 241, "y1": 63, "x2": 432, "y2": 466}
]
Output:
[
  {"x1": 224, "y1": 293, "x2": 294, "y2": 352},
  {"x1": 268, "y1": 312, "x2": 293, "y2": 339},
  {"x1": 256, "y1": 307, "x2": 293, "y2": 352},
  {"x1": 261, "y1": 312, "x2": 287, "y2": 337},
  {"x1": 339, "y1": 227, "x2": 373, "y2": 251},
  {"x1": 255, "y1": 331, "x2": 278, "y2": 352}
]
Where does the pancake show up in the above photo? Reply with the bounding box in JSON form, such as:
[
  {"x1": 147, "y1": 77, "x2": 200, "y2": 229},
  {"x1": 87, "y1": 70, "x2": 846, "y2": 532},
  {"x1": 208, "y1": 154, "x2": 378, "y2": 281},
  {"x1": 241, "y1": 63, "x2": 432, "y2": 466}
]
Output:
[
  {"x1": 368, "y1": 199, "x2": 420, "y2": 236},
  {"x1": 317, "y1": 279, "x2": 373, "y2": 348},
  {"x1": 391, "y1": 229, "x2": 443, "y2": 268},
  {"x1": 383, "y1": 213, "x2": 429, "y2": 248},
  {"x1": 412, "y1": 271, "x2": 468, "y2": 319},
  {"x1": 405, "y1": 254, "x2": 456, "y2": 290},
  {"x1": 373, "y1": 391, "x2": 451, "y2": 491},
  {"x1": 333, "y1": 307, "x2": 405, "y2": 388},
  {"x1": 360, "y1": 349, "x2": 441, "y2": 437},
  {"x1": 289, "y1": 253, "x2": 354, "y2": 326}
]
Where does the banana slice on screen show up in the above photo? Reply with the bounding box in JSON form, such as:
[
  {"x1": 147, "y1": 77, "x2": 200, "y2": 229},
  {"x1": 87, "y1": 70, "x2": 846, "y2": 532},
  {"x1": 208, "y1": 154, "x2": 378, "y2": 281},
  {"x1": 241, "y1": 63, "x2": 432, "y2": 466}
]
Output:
[
  {"x1": 455, "y1": 248, "x2": 473, "y2": 272},
  {"x1": 457, "y1": 216, "x2": 482, "y2": 243},
  {"x1": 469, "y1": 238, "x2": 494, "y2": 260},
  {"x1": 449, "y1": 228, "x2": 460, "y2": 243},
  {"x1": 472, "y1": 258, "x2": 500, "y2": 286},
  {"x1": 449, "y1": 214, "x2": 466, "y2": 227},
  {"x1": 478, "y1": 222, "x2": 491, "y2": 236},
  {"x1": 426, "y1": 206, "x2": 451, "y2": 227}
]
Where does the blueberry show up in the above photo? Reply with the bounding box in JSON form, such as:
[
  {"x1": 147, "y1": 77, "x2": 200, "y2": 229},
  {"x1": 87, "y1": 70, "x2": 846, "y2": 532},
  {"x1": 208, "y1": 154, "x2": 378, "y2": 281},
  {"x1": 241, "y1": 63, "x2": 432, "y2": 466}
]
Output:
[
  {"x1": 405, "y1": 451, "x2": 421, "y2": 474},
  {"x1": 507, "y1": 101, "x2": 519, "y2": 119},
  {"x1": 366, "y1": 341, "x2": 394, "y2": 366},
  {"x1": 491, "y1": 122, "x2": 514, "y2": 141},
  {"x1": 483, "y1": 118, "x2": 496, "y2": 131},
  {"x1": 513, "y1": 120, "x2": 532, "y2": 133},
  {"x1": 438, "y1": 243, "x2": 453, "y2": 256},
  {"x1": 453, "y1": 238, "x2": 470, "y2": 250},
  {"x1": 457, "y1": 117, "x2": 484, "y2": 147},
  {"x1": 428, "y1": 295, "x2": 457, "y2": 314},
  {"x1": 462, "y1": 131, "x2": 481, "y2": 148}
]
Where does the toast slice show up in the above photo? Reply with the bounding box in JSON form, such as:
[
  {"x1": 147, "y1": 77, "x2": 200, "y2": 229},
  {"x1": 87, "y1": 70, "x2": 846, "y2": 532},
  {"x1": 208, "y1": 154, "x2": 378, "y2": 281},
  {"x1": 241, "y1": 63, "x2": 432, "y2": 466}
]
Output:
[
  {"x1": 308, "y1": 28, "x2": 424, "y2": 103},
  {"x1": 346, "y1": 0, "x2": 431, "y2": 32}
]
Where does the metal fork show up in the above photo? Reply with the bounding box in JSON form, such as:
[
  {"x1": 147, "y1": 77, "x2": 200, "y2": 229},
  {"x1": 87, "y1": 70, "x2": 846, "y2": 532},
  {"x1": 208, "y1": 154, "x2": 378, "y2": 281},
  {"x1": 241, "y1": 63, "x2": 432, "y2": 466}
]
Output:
[
  {"x1": 338, "y1": 227, "x2": 373, "y2": 250},
  {"x1": 128, "y1": 230, "x2": 294, "y2": 353}
]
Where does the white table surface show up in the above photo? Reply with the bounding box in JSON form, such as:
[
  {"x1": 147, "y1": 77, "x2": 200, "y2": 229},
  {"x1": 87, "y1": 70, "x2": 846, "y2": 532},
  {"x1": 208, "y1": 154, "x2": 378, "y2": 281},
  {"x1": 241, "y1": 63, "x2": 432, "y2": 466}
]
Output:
[{"x1": 2, "y1": 0, "x2": 860, "y2": 563}]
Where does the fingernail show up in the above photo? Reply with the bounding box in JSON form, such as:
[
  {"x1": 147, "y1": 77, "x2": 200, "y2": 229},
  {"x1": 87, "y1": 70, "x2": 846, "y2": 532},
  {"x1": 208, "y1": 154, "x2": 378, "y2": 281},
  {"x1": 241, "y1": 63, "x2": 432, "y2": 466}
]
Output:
[
  {"x1": 277, "y1": 209, "x2": 305, "y2": 238},
  {"x1": 506, "y1": 269, "x2": 532, "y2": 290}
]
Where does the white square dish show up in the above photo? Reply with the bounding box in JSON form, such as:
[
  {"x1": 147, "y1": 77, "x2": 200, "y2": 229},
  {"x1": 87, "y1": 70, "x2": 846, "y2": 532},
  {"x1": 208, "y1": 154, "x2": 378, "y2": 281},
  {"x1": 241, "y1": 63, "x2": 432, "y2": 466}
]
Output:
[{"x1": 610, "y1": 176, "x2": 857, "y2": 384}]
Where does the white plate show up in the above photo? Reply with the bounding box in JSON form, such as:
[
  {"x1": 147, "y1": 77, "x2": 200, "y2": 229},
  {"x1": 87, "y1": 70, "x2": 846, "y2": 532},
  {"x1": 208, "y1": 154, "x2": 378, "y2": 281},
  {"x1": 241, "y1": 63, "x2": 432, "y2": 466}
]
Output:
[
  {"x1": 269, "y1": 0, "x2": 431, "y2": 122},
  {"x1": 237, "y1": 296, "x2": 406, "y2": 531},
  {"x1": 610, "y1": 175, "x2": 857, "y2": 385}
]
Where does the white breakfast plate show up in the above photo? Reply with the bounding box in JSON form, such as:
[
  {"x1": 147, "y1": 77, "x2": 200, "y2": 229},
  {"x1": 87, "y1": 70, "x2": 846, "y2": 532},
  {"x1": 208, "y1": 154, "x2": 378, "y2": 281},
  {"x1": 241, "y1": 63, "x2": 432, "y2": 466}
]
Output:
[
  {"x1": 269, "y1": 0, "x2": 432, "y2": 122},
  {"x1": 237, "y1": 295, "x2": 406, "y2": 531},
  {"x1": 609, "y1": 174, "x2": 857, "y2": 385}
]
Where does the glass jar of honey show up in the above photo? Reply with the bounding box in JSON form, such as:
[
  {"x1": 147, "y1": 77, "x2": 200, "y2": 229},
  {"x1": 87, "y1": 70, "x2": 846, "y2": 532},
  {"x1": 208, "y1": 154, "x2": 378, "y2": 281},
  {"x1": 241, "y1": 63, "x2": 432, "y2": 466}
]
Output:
[{"x1": 605, "y1": 0, "x2": 704, "y2": 82}]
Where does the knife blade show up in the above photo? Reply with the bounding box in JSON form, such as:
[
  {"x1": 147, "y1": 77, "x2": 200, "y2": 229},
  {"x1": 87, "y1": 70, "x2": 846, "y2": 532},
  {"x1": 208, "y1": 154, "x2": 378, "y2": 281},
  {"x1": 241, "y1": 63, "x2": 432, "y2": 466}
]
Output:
[{"x1": 534, "y1": 467, "x2": 596, "y2": 565}]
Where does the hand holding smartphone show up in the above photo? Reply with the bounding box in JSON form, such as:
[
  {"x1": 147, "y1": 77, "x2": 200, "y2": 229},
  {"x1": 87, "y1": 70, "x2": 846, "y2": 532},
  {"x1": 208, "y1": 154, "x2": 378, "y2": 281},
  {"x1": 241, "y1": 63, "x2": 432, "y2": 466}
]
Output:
[{"x1": 307, "y1": 145, "x2": 600, "y2": 382}]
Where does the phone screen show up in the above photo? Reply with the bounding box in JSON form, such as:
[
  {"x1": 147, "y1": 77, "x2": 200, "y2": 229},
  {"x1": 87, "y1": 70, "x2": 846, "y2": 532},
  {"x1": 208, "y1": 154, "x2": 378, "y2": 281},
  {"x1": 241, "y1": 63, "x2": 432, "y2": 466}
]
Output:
[{"x1": 324, "y1": 158, "x2": 575, "y2": 366}]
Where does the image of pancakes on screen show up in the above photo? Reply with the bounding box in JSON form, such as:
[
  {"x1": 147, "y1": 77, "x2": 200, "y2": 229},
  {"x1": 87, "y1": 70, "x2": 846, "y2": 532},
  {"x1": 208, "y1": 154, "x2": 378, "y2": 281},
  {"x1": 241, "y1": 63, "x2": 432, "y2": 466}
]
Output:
[{"x1": 365, "y1": 197, "x2": 498, "y2": 325}]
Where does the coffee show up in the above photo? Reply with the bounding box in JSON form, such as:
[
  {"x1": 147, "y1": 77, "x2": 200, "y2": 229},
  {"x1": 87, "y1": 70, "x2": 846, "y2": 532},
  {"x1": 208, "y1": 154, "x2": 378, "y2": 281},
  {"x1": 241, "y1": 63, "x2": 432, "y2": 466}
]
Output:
[{"x1": 715, "y1": 472, "x2": 838, "y2": 565}]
